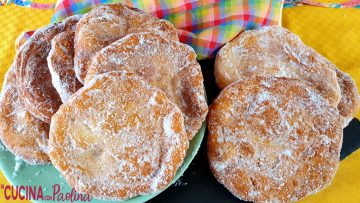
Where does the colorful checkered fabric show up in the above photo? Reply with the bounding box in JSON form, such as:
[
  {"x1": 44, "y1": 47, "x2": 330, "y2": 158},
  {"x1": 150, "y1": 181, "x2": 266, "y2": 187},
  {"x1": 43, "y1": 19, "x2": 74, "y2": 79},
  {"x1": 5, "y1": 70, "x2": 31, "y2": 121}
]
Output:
[{"x1": 51, "y1": 0, "x2": 283, "y2": 59}]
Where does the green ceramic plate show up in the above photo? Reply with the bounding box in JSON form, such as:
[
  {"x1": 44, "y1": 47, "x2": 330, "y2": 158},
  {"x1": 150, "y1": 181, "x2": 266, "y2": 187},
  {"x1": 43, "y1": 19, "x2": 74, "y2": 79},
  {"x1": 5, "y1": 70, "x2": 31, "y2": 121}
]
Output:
[{"x1": 0, "y1": 123, "x2": 206, "y2": 203}]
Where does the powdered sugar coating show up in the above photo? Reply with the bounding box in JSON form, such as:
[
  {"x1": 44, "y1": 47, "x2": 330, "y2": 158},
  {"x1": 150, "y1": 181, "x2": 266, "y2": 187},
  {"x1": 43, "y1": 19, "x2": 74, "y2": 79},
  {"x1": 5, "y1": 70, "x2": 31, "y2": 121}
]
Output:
[
  {"x1": 335, "y1": 68, "x2": 360, "y2": 127},
  {"x1": 0, "y1": 66, "x2": 50, "y2": 165},
  {"x1": 16, "y1": 15, "x2": 81, "y2": 123},
  {"x1": 74, "y1": 3, "x2": 178, "y2": 83},
  {"x1": 49, "y1": 71, "x2": 188, "y2": 200},
  {"x1": 208, "y1": 77, "x2": 342, "y2": 202},
  {"x1": 86, "y1": 32, "x2": 208, "y2": 140},
  {"x1": 48, "y1": 17, "x2": 83, "y2": 102},
  {"x1": 215, "y1": 25, "x2": 341, "y2": 107}
]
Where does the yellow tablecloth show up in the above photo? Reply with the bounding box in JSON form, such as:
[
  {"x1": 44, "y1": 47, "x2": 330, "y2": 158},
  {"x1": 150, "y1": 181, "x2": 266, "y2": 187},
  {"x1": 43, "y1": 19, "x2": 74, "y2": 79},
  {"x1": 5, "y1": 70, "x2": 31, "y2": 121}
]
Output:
[{"x1": 0, "y1": 2, "x2": 359, "y2": 203}]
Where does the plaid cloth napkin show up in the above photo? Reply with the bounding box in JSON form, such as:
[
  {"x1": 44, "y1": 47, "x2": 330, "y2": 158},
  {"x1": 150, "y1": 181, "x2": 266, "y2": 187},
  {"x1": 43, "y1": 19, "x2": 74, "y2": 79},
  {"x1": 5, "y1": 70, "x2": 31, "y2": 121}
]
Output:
[{"x1": 49, "y1": 0, "x2": 283, "y2": 59}]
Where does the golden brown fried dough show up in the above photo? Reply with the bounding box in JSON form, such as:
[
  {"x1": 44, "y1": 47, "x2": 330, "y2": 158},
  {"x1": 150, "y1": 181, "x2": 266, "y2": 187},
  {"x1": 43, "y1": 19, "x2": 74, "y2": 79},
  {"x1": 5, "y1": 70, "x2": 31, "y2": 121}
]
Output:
[
  {"x1": 16, "y1": 15, "x2": 81, "y2": 123},
  {"x1": 208, "y1": 77, "x2": 342, "y2": 202},
  {"x1": 74, "y1": 3, "x2": 178, "y2": 83},
  {"x1": 0, "y1": 66, "x2": 50, "y2": 165},
  {"x1": 49, "y1": 71, "x2": 188, "y2": 200},
  {"x1": 335, "y1": 69, "x2": 360, "y2": 127},
  {"x1": 86, "y1": 32, "x2": 208, "y2": 140},
  {"x1": 48, "y1": 25, "x2": 83, "y2": 103},
  {"x1": 215, "y1": 25, "x2": 341, "y2": 107}
]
